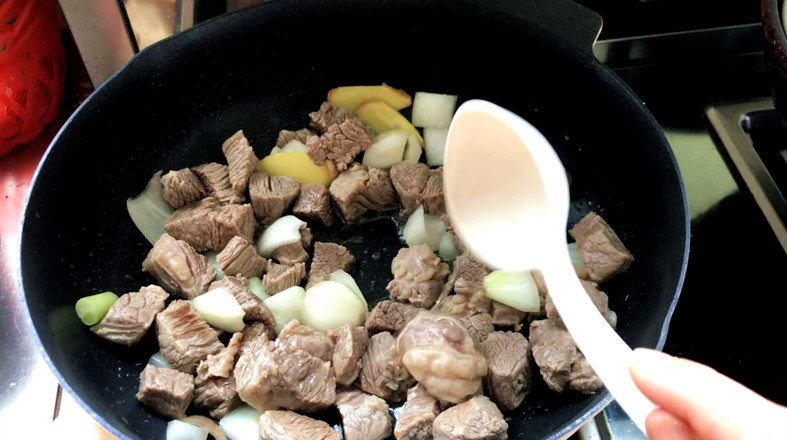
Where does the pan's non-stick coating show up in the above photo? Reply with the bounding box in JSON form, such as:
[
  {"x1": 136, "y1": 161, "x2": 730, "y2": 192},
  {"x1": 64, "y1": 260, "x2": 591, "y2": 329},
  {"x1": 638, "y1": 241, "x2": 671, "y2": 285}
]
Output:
[{"x1": 20, "y1": 1, "x2": 688, "y2": 439}]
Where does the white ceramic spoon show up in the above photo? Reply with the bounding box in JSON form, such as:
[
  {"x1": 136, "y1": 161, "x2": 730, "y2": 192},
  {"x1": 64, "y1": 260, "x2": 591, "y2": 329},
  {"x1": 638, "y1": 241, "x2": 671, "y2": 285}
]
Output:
[{"x1": 443, "y1": 99, "x2": 656, "y2": 433}]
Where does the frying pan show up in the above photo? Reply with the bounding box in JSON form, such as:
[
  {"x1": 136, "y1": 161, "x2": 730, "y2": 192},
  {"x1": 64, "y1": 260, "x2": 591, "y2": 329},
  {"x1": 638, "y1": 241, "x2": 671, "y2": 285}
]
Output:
[{"x1": 19, "y1": 0, "x2": 689, "y2": 439}]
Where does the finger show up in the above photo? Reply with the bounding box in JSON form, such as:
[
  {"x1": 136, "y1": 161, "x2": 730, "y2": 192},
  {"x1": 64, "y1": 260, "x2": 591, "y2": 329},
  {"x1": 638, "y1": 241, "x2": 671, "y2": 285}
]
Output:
[{"x1": 645, "y1": 408, "x2": 695, "y2": 440}]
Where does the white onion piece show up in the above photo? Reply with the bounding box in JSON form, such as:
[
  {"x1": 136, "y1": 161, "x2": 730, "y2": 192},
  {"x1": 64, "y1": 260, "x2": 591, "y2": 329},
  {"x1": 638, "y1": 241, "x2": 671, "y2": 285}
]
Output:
[
  {"x1": 263, "y1": 286, "x2": 306, "y2": 332},
  {"x1": 302, "y1": 281, "x2": 367, "y2": 332},
  {"x1": 403, "y1": 206, "x2": 446, "y2": 251},
  {"x1": 179, "y1": 416, "x2": 226, "y2": 440},
  {"x1": 270, "y1": 146, "x2": 283, "y2": 155},
  {"x1": 166, "y1": 419, "x2": 208, "y2": 440},
  {"x1": 248, "y1": 276, "x2": 269, "y2": 301},
  {"x1": 281, "y1": 139, "x2": 308, "y2": 154},
  {"x1": 329, "y1": 269, "x2": 368, "y2": 309},
  {"x1": 568, "y1": 242, "x2": 585, "y2": 268},
  {"x1": 127, "y1": 170, "x2": 175, "y2": 245},
  {"x1": 191, "y1": 287, "x2": 246, "y2": 332},
  {"x1": 148, "y1": 351, "x2": 170, "y2": 369},
  {"x1": 423, "y1": 128, "x2": 448, "y2": 166},
  {"x1": 219, "y1": 405, "x2": 260, "y2": 440},
  {"x1": 483, "y1": 270, "x2": 541, "y2": 313},
  {"x1": 438, "y1": 231, "x2": 459, "y2": 262},
  {"x1": 362, "y1": 130, "x2": 408, "y2": 169},
  {"x1": 402, "y1": 133, "x2": 423, "y2": 164},
  {"x1": 257, "y1": 215, "x2": 307, "y2": 258},
  {"x1": 411, "y1": 92, "x2": 458, "y2": 129},
  {"x1": 204, "y1": 250, "x2": 225, "y2": 281}
]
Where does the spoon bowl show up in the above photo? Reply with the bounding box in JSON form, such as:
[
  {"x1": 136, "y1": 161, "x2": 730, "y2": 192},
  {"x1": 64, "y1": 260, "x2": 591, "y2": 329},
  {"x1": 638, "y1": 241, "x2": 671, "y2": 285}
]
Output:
[{"x1": 443, "y1": 99, "x2": 656, "y2": 433}]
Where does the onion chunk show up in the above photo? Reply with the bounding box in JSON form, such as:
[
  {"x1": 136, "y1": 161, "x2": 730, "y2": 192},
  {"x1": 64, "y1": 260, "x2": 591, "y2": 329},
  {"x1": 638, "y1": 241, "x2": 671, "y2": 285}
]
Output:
[
  {"x1": 484, "y1": 270, "x2": 541, "y2": 313},
  {"x1": 219, "y1": 405, "x2": 260, "y2": 440},
  {"x1": 127, "y1": 170, "x2": 175, "y2": 245},
  {"x1": 403, "y1": 206, "x2": 446, "y2": 251},
  {"x1": 263, "y1": 286, "x2": 306, "y2": 332},
  {"x1": 191, "y1": 287, "x2": 246, "y2": 332},
  {"x1": 302, "y1": 280, "x2": 367, "y2": 332},
  {"x1": 257, "y1": 215, "x2": 307, "y2": 258}
]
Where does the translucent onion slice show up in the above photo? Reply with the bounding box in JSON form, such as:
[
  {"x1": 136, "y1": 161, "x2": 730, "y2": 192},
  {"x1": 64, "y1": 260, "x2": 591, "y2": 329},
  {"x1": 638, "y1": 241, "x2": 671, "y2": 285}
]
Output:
[
  {"x1": 204, "y1": 251, "x2": 225, "y2": 281},
  {"x1": 329, "y1": 269, "x2": 368, "y2": 310},
  {"x1": 166, "y1": 419, "x2": 208, "y2": 440},
  {"x1": 411, "y1": 92, "x2": 458, "y2": 129},
  {"x1": 148, "y1": 351, "x2": 170, "y2": 369},
  {"x1": 438, "y1": 231, "x2": 459, "y2": 262},
  {"x1": 127, "y1": 170, "x2": 175, "y2": 245},
  {"x1": 280, "y1": 139, "x2": 308, "y2": 154},
  {"x1": 302, "y1": 280, "x2": 367, "y2": 332},
  {"x1": 483, "y1": 270, "x2": 541, "y2": 313},
  {"x1": 219, "y1": 405, "x2": 261, "y2": 440},
  {"x1": 423, "y1": 128, "x2": 448, "y2": 166},
  {"x1": 263, "y1": 286, "x2": 306, "y2": 332},
  {"x1": 402, "y1": 133, "x2": 423, "y2": 164},
  {"x1": 257, "y1": 215, "x2": 307, "y2": 258},
  {"x1": 403, "y1": 206, "x2": 446, "y2": 251},
  {"x1": 362, "y1": 130, "x2": 408, "y2": 169},
  {"x1": 178, "y1": 416, "x2": 226, "y2": 440},
  {"x1": 248, "y1": 276, "x2": 269, "y2": 301},
  {"x1": 191, "y1": 287, "x2": 246, "y2": 332},
  {"x1": 568, "y1": 242, "x2": 585, "y2": 268}
]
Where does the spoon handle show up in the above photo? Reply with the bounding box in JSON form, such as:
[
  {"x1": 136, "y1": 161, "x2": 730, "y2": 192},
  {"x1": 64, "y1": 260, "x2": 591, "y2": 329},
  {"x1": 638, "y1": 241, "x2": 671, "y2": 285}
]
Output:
[{"x1": 541, "y1": 247, "x2": 657, "y2": 433}]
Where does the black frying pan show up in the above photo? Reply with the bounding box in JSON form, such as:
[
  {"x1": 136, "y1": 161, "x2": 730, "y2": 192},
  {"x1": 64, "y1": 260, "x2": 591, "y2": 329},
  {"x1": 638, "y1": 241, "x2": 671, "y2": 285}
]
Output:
[{"x1": 20, "y1": 0, "x2": 689, "y2": 438}]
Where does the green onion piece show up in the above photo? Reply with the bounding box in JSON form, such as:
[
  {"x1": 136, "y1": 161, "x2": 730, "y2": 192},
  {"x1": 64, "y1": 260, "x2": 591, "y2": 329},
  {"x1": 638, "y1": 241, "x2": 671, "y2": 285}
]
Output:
[{"x1": 75, "y1": 291, "x2": 119, "y2": 325}]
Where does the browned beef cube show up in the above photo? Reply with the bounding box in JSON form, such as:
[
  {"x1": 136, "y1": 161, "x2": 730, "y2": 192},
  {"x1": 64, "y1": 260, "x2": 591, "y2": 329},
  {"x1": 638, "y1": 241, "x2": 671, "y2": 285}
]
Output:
[
  {"x1": 569, "y1": 212, "x2": 633, "y2": 283},
  {"x1": 365, "y1": 167, "x2": 397, "y2": 210},
  {"x1": 389, "y1": 162, "x2": 431, "y2": 216},
  {"x1": 308, "y1": 102, "x2": 374, "y2": 171},
  {"x1": 327, "y1": 324, "x2": 369, "y2": 386},
  {"x1": 142, "y1": 234, "x2": 216, "y2": 299},
  {"x1": 217, "y1": 235, "x2": 268, "y2": 279},
  {"x1": 276, "y1": 128, "x2": 318, "y2": 147},
  {"x1": 161, "y1": 168, "x2": 207, "y2": 209},
  {"x1": 364, "y1": 300, "x2": 421, "y2": 334},
  {"x1": 394, "y1": 384, "x2": 440, "y2": 440},
  {"x1": 197, "y1": 332, "x2": 243, "y2": 380},
  {"x1": 453, "y1": 253, "x2": 492, "y2": 297},
  {"x1": 235, "y1": 338, "x2": 336, "y2": 413},
  {"x1": 164, "y1": 197, "x2": 256, "y2": 252},
  {"x1": 421, "y1": 167, "x2": 445, "y2": 215},
  {"x1": 293, "y1": 184, "x2": 335, "y2": 227},
  {"x1": 210, "y1": 276, "x2": 276, "y2": 326},
  {"x1": 136, "y1": 364, "x2": 194, "y2": 419},
  {"x1": 545, "y1": 278, "x2": 617, "y2": 328},
  {"x1": 329, "y1": 164, "x2": 396, "y2": 222},
  {"x1": 192, "y1": 162, "x2": 244, "y2": 205},
  {"x1": 248, "y1": 171, "x2": 301, "y2": 225},
  {"x1": 480, "y1": 331, "x2": 532, "y2": 411},
  {"x1": 387, "y1": 244, "x2": 450, "y2": 308},
  {"x1": 460, "y1": 312, "x2": 494, "y2": 345},
  {"x1": 91, "y1": 285, "x2": 168, "y2": 346},
  {"x1": 432, "y1": 396, "x2": 507, "y2": 440},
  {"x1": 306, "y1": 242, "x2": 356, "y2": 289},
  {"x1": 263, "y1": 261, "x2": 306, "y2": 294},
  {"x1": 259, "y1": 410, "x2": 341, "y2": 440},
  {"x1": 355, "y1": 331, "x2": 412, "y2": 402},
  {"x1": 529, "y1": 319, "x2": 601, "y2": 394},
  {"x1": 239, "y1": 321, "x2": 276, "y2": 356},
  {"x1": 156, "y1": 300, "x2": 224, "y2": 374},
  {"x1": 271, "y1": 223, "x2": 312, "y2": 265},
  {"x1": 276, "y1": 320, "x2": 334, "y2": 363},
  {"x1": 490, "y1": 300, "x2": 526, "y2": 331},
  {"x1": 222, "y1": 130, "x2": 259, "y2": 194},
  {"x1": 192, "y1": 374, "x2": 240, "y2": 420},
  {"x1": 334, "y1": 387, "x2": 391, "y2": 440}
]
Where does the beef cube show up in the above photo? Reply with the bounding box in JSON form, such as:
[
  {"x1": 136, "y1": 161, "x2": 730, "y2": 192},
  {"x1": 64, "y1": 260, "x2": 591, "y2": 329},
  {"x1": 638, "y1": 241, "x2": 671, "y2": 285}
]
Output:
[
  {"x1": 222, "y1": 130, "x2": 259, "y2": 194},
  {"x1": 529, "y1": 319, "x2": 601, "y2": 394},
  {"x1": 387, "y1": 244, "x2": 450, "y2": 308},
  {"x1": 421, "y1": 167, "x2": 445, "y2": 215},
  {"x1": 263, "y1": 261, "x2": 306, "y2": 294},
  {"x1": 276, "y1": 128, "x2": 318, "y2": 148},
  {"x1": 364, "y1": 300, "x2": 421, "y2": 334},
  {"x1": 239, "y1": 321, "x2": 277, "y2": 356},
  {"x1": 217, "y1": 235, "x2": 268, "y2": 279},
  {"x1": 365, "y1": 167, "x2": 397, "y2": 210},
  {"x1": 156, "y1": 300, "x2": 224, "y2": 374},
  {"x1": 356, "y1": 331, "x2": 413, "y2": 402},
  {"x1": 334, "y1": 387, "x2": 392, "y2": 440},
  {"x1": 432, "y1": 396, "x2": 508, "y2": 440},
  {"x1": 545, "y1": 279, "x2": 617, "y2": 328},
  {"x1": 329, "y1": 164, "x2": 396, "y2": 222},
  {"x1": 197, "y1": 332, "x2": 243, "y2": 380},
  {"x1": 271, "y1": 223, "x2": 312, "y2": 265},
  {"x1": 460, "y1": 312, "x2": 494, "y2": 345},
  {"x1": 436, "y1": 253, "x2": 491, "y2": 317},
  {"x1": 389, "y1": 162, "x2": 431, "y2": 216},
  {"x1": 394, "y1": 384, "x2": 440, "y2": 440},
  {"x1": 569, "y1": 212, "x2": 633, "y2": 283},
  {"x1": 161, "y1": 168, "x2": 207, "y2": 209},
  {"x1": 91, "y1": 285, "x2": 168, "y2": 346},
  {"x1": 192, "y1": 162, "x2": 244, "y2": 205},
  {"x1": 276, "y1": 320, "x2": 334, "y2": 363},
  {"x1": 249, "y1": 171, "x2": 301, "y2": 225},
  {"x1": 308, "y1": 101, "x2": 374, "y2": 171},
  {"x1": 259, "y1": 410, "x2": 341, "y2": 440},
  {"x1": 490, "y1": 300, "x2": 526, "y2": 331},
  {"x1": 192, "y1": 374, "x2": 240, "y2": 420},
  {"x1": 293, "y1": 184, "x2": 335, "y2": 227},
  {"x1": 142, "y1": 234, "x2": 216, "y2": 299},
  {"x1": 136, "y1": 364, "x2": 194, "y2": 419},
  {"x1": 480, "y1": 331, "x2": 532, "y2": 411},
  {"x1": 328, "y1": 324, "x2": 369, "y2": 385},
  {"x1": 210, "y1": 276, "x2": 276, "y2": 326},
  {"x1": 235, "y1": 338, "x2": 336, "y2": 413},
  {"x1": 164, "y1": 197, "x2": 256, "y2": 252},
  {"x1": 306, "y1": 242, "x2": 356, "y2": 289}
]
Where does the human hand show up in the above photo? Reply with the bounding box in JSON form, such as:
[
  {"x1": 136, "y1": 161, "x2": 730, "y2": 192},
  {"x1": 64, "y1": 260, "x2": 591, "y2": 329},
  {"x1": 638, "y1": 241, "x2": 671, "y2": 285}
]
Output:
[{"x1": 630, "y1": 348, "x2": 787, "y2": 440}]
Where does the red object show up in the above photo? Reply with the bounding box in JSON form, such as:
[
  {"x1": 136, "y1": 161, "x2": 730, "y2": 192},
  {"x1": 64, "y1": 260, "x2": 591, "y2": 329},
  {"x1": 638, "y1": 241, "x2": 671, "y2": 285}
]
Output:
[{"x1": 0, "y1": 0, "x2": 65, "y2": 156}]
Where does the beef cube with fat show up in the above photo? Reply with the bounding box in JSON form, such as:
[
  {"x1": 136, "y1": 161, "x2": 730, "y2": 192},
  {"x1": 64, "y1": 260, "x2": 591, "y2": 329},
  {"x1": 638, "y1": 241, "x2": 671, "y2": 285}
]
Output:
[
  {"x1": 328, "y1": 324, "x2": 369, "y2": 385},
  {"x1": 364, "y1": 300, "x2": 421, "y2": 334},
  {"x1": 394, "y1": 384, "x2": 441, "y2": 440},
  {"x1": 545, "y1": 278, "x2": 617, "y2": 328},
  {"x1": 142, "y1": 234, "x2": 216, "y2": 299},
  {"x1": 293, "y1": 184, "x2": 335, "y2": 227},
  {"x1": 335, "y1": 387, "x2": 392, "y2": 440},
  {"x1": 436, "y1": 253, "x2": 491, "y2": 317},
  {"x1": 91, "y1": 285, "x2": 168, "y2": 346},
  {"x1": 356, "y1": 331, "x2": 413, "y2": 402},
  {"x1": 161, "y1": 168, "x2": 207, "y2": 209},
  {"x1": 329, "y1": 164, "x2": 396, "y2": 222},
  {"x1": 276, "y1": 320, "x2": 334, "y2": 363},
  {"x1": 156, "y1": 300, "x2": 224, "y2": 374},
  {"x1": 164, "y1": 197, "x2": 256, "y2": 252},
  {"x1": 460, "y1": 312, "x2": 495, "y2": 345},
  {"x1": 210, "y1": 276, "x2": 276, "y2": 326},
  {"x1": 136, "y1": 364, "x2": 194, "y2": 419},
  {"x1": 569, "y1": 212, "x2": 633, "y2": 283},
  {"x1": 217, "y1": 235, "x2": 268, "y2": 279},
  {"x1": 421, "y1": 167, "x2": 445, "y2": 215},
  {"x1": 192, "y1": 162, "x2": 243, "y2": 205},
  {"x1": 529, "y1": 319, "x2": 602, "y2": 394},
  {"x1": 306, "y1": 242, "x2": 356, "y2": 289},
  {"x1": 389, "y1": 162, "x2": 431, "y2": 216},
  {"x1": 480, "y1": 331, "x2": 532, "y2": 411},
  {"x1": 222, "y1": 130, "x2": 259, "y2": 194},
  {"x1": 432, "y1": 396, "x2": 508, "y2": 440},
  {"x1": 308, "y1": 101, "x2": 375, "y2": 171},
  {"x1": 263, "y1": 261, "x2": 306, "y2": 294},
  {"x1": 387, "y1": 244, "x2": 450, "y2": 308},
  {"x1": 259, "y1": 410, "x2": 341, "y2": 440},
  {"x1": 249, "y1": 171, "x2": 301, "y2": 226}
]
